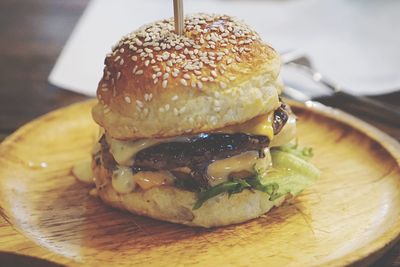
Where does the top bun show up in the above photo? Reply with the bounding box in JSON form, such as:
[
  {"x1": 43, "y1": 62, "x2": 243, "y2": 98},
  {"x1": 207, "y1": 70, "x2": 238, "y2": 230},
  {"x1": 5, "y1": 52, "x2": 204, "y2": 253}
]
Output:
[{"x1": 92, "y1": 14, "x2": 282, "y2": 140}]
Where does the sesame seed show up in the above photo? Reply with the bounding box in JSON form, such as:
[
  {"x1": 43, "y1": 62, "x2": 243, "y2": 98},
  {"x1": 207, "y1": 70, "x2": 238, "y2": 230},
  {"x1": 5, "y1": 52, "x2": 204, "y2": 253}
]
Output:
[
  {"x1": 124, "y1": 96, "x2": 131, "y2": 103},
  {"x1": 171, "y1": 95, "x2": 179, "y2": 101},
  {"x1": 162, "y1": 52, "x2": 170, "y2": 60},
  {"x1": 162, "y1": 80, "x2": 168, "y2": 88},
  {"x1": 105, "y1": 14, "x2": 261, "y2": 90},
  {"x1": 180, "y1": 79, "x2": 188, "y2": 86},
  {"x1": 117, "y1": 72, "x2": 121, "y2": 80},
  {"x1": 164, "y1": 104, "x2": 170, "y2": 111},
  {"x1": 136, "y1": 100, "x2": 144, "y2": 108},
  {"x1": 136, "y1": 39, "x2": 143, "y2": 46},
  {"x1": 220, "y1": 82, "x2": 227, "y2": 89}
]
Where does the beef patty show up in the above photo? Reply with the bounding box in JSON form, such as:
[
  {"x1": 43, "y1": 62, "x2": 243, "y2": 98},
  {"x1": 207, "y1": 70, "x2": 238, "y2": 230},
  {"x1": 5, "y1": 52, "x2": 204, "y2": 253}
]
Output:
[{"x1": 98, "y1": 102, "x2": 290, "y2": 189}]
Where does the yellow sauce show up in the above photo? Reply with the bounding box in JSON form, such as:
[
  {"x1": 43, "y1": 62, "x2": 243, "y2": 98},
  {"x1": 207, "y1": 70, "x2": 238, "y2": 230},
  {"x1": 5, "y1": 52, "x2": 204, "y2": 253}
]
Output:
[
  {"x1": 207, "y1": 149, "x2": 271, "y2": 187},
  {"x1": 112, "y1": 166, "x2": 136, "y2": 194},
  {"x1": 133, "y1": 171, "x2": 175, "y2": 190},
  {"x1": 72, "y1": 159, "x2": 94, "y2": 184}
]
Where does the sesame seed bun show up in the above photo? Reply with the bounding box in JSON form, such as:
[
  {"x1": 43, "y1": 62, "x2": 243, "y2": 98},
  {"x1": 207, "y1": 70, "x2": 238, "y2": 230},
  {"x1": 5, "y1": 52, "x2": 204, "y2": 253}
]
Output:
[
  {"x1": 92, "y1": 14, "x2": 282, "y2": 140},
  {"x1": 93, "y1": 164, "x2": 286, "y2": 228}
]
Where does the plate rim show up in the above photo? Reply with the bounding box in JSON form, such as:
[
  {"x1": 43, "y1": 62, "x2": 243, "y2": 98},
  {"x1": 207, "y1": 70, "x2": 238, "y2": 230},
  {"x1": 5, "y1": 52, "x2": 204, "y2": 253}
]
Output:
[
  {"x1": 290, "y1": 100, "x2": 400, "y2": 267},
  {"x1": 0, "y1": 99, "x2": 399, "y2": 267}
]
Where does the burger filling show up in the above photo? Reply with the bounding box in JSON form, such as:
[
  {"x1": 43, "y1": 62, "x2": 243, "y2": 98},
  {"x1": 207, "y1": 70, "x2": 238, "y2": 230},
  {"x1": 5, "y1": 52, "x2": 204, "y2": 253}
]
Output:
[{"x1": 92, "y1": 102, "x2": 318, "y2": 208}]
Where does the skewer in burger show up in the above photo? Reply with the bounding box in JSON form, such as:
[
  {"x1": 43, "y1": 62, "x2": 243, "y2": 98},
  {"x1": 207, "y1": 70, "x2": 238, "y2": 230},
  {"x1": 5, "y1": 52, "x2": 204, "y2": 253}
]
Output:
[{"x1": 90, "y1": 14, "x2": 319, "y2": 228}]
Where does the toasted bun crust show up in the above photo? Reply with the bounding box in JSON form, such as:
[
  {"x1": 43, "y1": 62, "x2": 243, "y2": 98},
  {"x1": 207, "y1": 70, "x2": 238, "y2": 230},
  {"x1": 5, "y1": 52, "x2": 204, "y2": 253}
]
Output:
[
  {"x1": 93, "y1": 163, "x2": 286, "y2": 228},
  {"x1": 92, "y1": 14, "x2": 282, "y2": 140}
]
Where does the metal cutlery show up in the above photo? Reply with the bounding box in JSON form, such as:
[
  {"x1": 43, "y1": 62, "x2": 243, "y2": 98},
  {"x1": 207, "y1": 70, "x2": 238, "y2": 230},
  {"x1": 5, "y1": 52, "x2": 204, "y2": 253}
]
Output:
[{"x1": 282, "y1": 53, "x2": 400, "y2": 126}]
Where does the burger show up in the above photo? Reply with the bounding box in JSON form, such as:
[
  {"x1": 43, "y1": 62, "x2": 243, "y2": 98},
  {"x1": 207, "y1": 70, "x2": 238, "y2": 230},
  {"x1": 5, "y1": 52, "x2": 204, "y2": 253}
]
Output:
[{"x1": 90, "y1": 14, "x2": 319, "y2": 228}]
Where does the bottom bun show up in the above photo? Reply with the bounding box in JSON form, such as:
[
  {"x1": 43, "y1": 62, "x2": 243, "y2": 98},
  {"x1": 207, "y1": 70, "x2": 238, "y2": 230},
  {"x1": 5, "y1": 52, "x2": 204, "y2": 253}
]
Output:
[{"x1": 93, "y1": 164, "x2": 287, "y2": 228}]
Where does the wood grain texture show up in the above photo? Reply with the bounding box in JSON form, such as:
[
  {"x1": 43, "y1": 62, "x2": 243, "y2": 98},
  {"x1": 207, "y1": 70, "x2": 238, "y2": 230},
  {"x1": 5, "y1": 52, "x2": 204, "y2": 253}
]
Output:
[
  {"x1": 0, "y1": 100, "x2": 399, "y2": 266},
  {"x1": 0, "y1": 1, "x2": 399, "y2": 265}
]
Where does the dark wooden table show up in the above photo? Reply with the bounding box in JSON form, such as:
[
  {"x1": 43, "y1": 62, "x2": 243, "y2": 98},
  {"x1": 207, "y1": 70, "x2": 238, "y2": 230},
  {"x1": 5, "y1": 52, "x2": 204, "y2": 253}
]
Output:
[{"x1": 0, "y1": 0, "x2": 399, "y2": 266}]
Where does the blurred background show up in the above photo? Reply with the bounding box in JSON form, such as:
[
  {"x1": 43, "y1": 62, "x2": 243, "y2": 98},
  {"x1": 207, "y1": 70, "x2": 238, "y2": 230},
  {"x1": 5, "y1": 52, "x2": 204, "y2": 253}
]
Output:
[
  {"x1": 0, "y1": 0, "x2": 399, "y2": 265},
  {"x1": 1, "y1": 0, "x2": 399, "y2": 143}
]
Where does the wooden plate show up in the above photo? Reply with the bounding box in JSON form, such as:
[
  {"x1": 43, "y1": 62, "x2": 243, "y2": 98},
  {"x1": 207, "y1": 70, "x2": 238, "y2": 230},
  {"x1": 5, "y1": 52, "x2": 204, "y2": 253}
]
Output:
[{"x1": 0, "y1": 100, "x2": 399, "y2": 267}]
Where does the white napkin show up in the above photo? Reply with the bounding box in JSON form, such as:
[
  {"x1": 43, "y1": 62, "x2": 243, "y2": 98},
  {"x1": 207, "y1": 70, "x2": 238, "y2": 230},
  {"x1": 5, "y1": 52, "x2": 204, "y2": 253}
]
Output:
[{"x1": 49, "y1": 0, "x2": 400, "y2": 97}]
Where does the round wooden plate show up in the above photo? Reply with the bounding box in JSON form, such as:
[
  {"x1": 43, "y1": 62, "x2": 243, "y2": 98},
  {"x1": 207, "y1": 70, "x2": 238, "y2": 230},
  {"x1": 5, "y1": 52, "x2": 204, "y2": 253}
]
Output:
[{"x1": 0, "y1": 100, "x2": 399, "y2": 267}]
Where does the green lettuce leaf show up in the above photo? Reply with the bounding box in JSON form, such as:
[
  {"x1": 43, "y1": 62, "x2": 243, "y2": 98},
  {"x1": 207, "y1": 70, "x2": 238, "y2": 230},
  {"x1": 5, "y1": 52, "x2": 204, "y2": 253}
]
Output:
[
  {"x1": 262, "y1": 148, "x2": 320, "y2": 197},
  {"x1": 193, "y1": 144, "x2": 320, "y2": 209}
]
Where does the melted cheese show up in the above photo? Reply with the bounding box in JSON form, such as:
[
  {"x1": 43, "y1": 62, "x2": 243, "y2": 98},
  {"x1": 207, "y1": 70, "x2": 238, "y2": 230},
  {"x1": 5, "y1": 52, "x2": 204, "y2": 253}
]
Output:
[
  {"x1": 107, "y1": 137, "x2": 161, "y2": 166},
  {"x1": 207, "y1": 149, "x2": 271, "y2": 187},
  {"x1": 106, "y1": 135, "x2": 192, "y2": 166},
  {"x1": 105, "y1": 112, "x2": 276, "y2": 167},
  {"x1": 270, "y1": 114, "x2": 297, "y2": 147},
  {"x1": 217, "y1": 113, "x2": 274, "y2": 140},
  {"x1": 72, "y1": 159, "x2": 94, "y2": 184},
  {"x1": 133, "y1": 171, "x2": 175, "y2": 190},
  {"x1": 112, "y1": 166, "x2": 136, "y2": 194}
]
